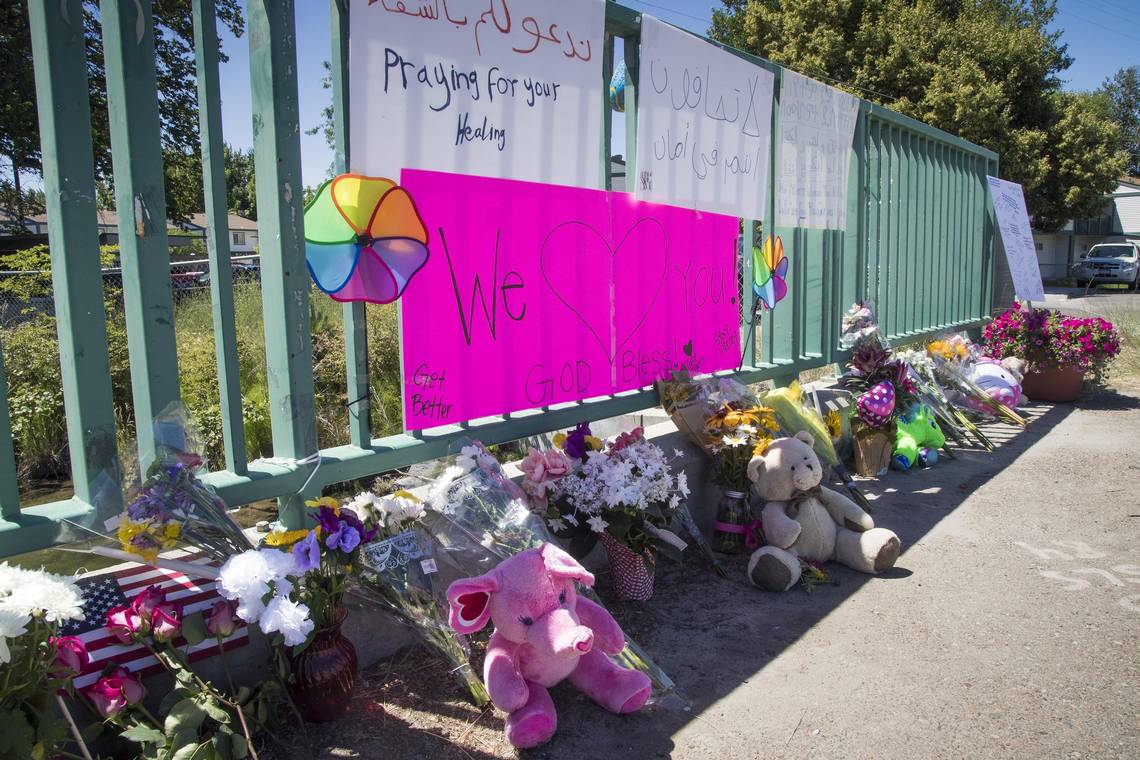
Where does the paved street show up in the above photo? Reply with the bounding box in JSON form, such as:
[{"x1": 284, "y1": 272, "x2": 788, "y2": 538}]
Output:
[{"x1": 540, "y1": 391, "x2": 1140, "y2": 759}]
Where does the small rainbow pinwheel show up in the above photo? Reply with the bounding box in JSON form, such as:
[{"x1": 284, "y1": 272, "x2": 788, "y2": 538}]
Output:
[
  {"x1": 303, "y1": 174, "x2": 429, "y2": 304},
  {"x1": 752, "y1": 234, "x2": 788, "y2": 310}
]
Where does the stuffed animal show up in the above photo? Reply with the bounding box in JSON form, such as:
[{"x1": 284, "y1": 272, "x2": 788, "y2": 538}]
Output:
[
  {"x1": 966, "y1": 357, "x2": 1026, "y2": 411},
  {"x1": 892, "y1": 403, "x2": 946, "y2": 470},
  {"x1": 746, "y1": 432, "x2": 902, "y2": 591},
  {"x1": 446, "y1": 544, "x2": 651, "y2": 748}
]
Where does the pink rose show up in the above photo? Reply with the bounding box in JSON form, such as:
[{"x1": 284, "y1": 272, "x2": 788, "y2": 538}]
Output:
[
  {"x1": 205, "y1": 600, "x2": 237, "y2": 638},
  {"x1": 539, "y1": 449, "x2": 572, "y2": 479},
  {"x1": 106, "y1": 605, "x2": 145, "y2": 643},
  {"x1": 86, "y1": 666, "x2": 145, "y2": 719},
  {"x1": 130, "y1": 585, "x2": 166, "y2": 622},
  {"x1": 50, "y1": 636, "x2": 89, "y2": 679},
  {"x1": 150, "y1": 602, "x2": 181, "y2": 643}
]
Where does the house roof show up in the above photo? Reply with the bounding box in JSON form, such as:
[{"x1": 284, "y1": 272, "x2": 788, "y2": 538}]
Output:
[
  {"x1": 185, "y1": 213, "x2": 258, "y2": 231},
  {"x1": 25, "y1": 210, "x2": 257, "y2": 231}
]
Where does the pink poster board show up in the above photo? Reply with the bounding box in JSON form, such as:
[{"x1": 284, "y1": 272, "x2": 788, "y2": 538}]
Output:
[{"x1": 399, "y1": 170, "x2": 741, "y2": 430}]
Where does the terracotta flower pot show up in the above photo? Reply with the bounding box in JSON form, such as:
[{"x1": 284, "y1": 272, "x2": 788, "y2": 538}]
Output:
[
  {"x1": 288, "y1": 607, "x2": 357, "y2": 723},
  {"x1": 598, "y1": 532, "x2": 655, "y2": 601},
  {"x1": 1021, "y1": 365, "x2": 1083, "y2": 403}
]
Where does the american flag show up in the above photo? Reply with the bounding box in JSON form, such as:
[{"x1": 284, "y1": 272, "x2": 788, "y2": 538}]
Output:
[{"x1": 60, "y1": 548, "x2": 249, "y2": 689}]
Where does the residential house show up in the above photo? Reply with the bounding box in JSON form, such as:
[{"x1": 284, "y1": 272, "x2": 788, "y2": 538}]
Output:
[
  {"x1": 181, "y1": 213, "x2": 259, "y2": 254},
  {"x1": 1032, "y1": 178, "x2": 1140, "y2": 279}
]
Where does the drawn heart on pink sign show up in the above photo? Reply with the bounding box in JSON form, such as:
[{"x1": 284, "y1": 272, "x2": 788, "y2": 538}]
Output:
[{"x1": 539, "y1": 217, "x2": 668, "y2": 364}]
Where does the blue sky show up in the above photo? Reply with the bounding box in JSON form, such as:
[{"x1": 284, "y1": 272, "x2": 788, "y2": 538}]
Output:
[{"x1": 138, "y1": 0, "x2": 1140, "y2": 190}]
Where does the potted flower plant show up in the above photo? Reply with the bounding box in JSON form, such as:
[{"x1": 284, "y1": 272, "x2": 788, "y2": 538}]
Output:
[
  {"x1": 840, "y1": 344, "x2": 917, "y2": 476},
  {"x1": 538, "y1": 425, "x2": 690, "y2": 601},
  {"x1": 983, "y1": 306, "x2": 1121, "y2": 402}
]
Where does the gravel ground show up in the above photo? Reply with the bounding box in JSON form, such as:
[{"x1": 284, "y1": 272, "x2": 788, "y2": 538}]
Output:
[{"x1": 265, "y1": 387, "x2": 1140, "y2": 760}]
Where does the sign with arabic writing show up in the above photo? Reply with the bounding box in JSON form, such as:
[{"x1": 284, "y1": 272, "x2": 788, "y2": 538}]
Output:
[
  {"x1": 634, "y1": 16, "x2": 774, "y2": 220},
  {"x1": 350, "y1": 0, "x2": 605, "y2": 188},
  {"x1": 775, "y1": 69, "x2": 860, "y2": 230},
  {"x1": 986, "y1": 176, "x2": 1045, "y2": 302},
  {"x1": 398, "y1": 169, "x2": 741, "y2": 431}
]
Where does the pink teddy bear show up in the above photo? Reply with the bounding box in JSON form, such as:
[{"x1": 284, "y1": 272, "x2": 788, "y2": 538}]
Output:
[{"x1": 446, "y1": 544, "x2": 652, "y2": 748}]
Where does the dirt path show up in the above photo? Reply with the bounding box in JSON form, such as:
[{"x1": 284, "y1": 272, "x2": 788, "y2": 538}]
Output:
[{"x1": 272, "y1": 389, "x2": 1140, "y2": 760}]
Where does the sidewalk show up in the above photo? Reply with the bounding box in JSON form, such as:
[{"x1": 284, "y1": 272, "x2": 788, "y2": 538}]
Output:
[{"x1": 269, "y1": 388, "x2": 1140, "y2": 760}]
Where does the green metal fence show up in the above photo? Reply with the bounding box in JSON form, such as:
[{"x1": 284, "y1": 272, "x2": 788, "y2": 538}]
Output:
[{"x1": 0, "y1": 0, "x2": 998, "y2": 557}]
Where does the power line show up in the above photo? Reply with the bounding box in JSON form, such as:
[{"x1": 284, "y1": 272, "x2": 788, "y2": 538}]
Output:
[
  {"x1": 622, "y1": 0, "x2": 716, "y2": 28},
  {"x1": 1057, "y1": 4, "x2": 1140, "y2": 45}
]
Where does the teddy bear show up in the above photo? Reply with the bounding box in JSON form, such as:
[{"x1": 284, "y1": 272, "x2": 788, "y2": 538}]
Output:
[
  {"x1": 446, "y1": 543, "x2": 652, "y2": 748},
  {"x1": 746, "y1": 431, "x2": 902, "y2": 591},
  {"x1": 892, "y1": 403, "x2": 946, "y2": 470}
]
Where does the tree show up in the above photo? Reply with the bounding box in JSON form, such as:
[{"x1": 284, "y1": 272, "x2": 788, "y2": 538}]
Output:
[
  {"x1": 1098, "y1": 66, "x2": 1140, "y2": 177},
  {"x1": 710, "y1": 0, "x2": 1127, "y2": 231},
  {"x1": 224, "y1": 144, "x2": 257, "y2": 220},
  {"x1": 1, "y1": 1, "x2": 245, "y2": 222}
]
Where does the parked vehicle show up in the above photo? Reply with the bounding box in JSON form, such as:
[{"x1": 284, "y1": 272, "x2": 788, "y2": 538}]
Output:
[{"x1": 1071, "y1": 241, "x2": 1140, "y2": 290}]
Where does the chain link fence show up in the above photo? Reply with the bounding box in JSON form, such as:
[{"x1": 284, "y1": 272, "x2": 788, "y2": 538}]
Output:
[{"x1": 0, "y1": 256, "x2": 261, "y2": 326}]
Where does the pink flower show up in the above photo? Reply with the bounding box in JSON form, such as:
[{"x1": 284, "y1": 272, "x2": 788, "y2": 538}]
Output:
[
  {"x1": 205, "y1": 600, "x2": 237, "y2": 638},
  {"x1": 150, "y1": 602, "x2": 181, "y2": 643},
  {"x1": 106, "y1": 605, "x2": 145, "y2": 643},
  {"x1": 520, "y1": 448, "x2": 573, "y2": 493},
  {"x1": 86, "y1": 666, "x2": 146, "y2": 719},
  {"x1": 129, "y1": 585, "x2": 165, "y2": 622},
  {"x1": 609, "y1": 426, "x2": 645, "y2": 452},
  {"x1": 50, "y1": 636, "x2": 89, "y2": 679}
]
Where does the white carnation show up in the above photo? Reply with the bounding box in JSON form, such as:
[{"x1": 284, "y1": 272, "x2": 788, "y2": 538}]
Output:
[
  {"x1": 260, "y1": 595, "x2": 314, "y2": 646},
  {"x1": 0, "y1": 606, "x2": 30, "y2": 665}
]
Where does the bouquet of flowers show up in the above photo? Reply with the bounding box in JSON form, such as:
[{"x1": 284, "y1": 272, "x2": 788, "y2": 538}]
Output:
[
  {"x1": 925, "y1": 334, "x2": 1027, "y2": 426},
  {"x1": 540, "y1": 426, "x2": 691, "y2": 595},
  {"x1": 984, "y1": 305, "x2": 1121, "y2": 385},
  {"x1": 423, "y1": 442, "x2": 686, "y2": 709},
  {"x1": 0, "y1": 563, "x2": 86, "y2": 760},
  {"x1": 705, "y1": 404, "x2": 781, "y2": 491},
  {"x1": 115, "y1": 405, "x2": 251, "y2": 565},
  {"x1": 338, "y1": 487, "x2": 492, "y2": 706},
  {"x1": 218, "y1": 546, "x2": 315, "y2": 647},
  {"x1": 895, "y1": 348, "x2": 992, "y2": 451}
]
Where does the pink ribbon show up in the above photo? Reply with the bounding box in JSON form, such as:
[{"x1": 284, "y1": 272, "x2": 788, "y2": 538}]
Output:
[{"x1": 713, "y1": 520, "x2": 764, "y2": 550}]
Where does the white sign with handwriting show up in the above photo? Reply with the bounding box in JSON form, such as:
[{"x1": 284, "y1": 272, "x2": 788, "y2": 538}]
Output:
[
  {"x1": 776, "y1": 69, "x2": 859, "y2": 230},
  {"x1": 350, "y1": 0, "x2": 605, "y2": 188},
  {"x1": 634, "y1": 16, "x2": 774, "y2": 219},
  {"x1": 986, "y1": 176, "x2": 1045, "y2": 302}
]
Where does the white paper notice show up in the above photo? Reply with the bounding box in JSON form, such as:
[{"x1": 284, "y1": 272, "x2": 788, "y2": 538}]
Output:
[
  {"x1": 349, "y1": 0, "x2": 605, "y2": 188},
  {"x1": 776, "y1": 69, "x2": 860, "y2": 229},
  {"x1": 986, "y1": 176, "x2": 1045, "y2": 302},
  {"x1": 634, "y1": 16, "x2": 774, "y2": 219}
]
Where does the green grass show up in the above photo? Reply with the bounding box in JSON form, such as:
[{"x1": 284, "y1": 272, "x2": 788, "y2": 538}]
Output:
[{"x1": 2, "y1": 284, "x2": 405, "y2": 492}]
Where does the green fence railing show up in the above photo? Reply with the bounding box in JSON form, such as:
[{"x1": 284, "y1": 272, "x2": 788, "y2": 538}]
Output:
[{"x1": 0, "y1": 0, "x2": 999, "y2": 557}]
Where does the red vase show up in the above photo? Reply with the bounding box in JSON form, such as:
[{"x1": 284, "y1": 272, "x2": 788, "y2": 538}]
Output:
[
  {"x1": 598, "y1": 532, "x2": 655, "y2": 601},
  {"x1": 1021, "y1": 365, "x2": 1083, "y2": 402},
  {"x1": 288, "y1": 607, "x2": 357, "y2": 723}
]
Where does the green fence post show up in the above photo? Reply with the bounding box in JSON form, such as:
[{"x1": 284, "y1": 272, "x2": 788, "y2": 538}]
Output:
[
  {"x1": 329, "y1": 0, "x2": 371, "y2": 449},
  {"x1": 193, "y1": 0, "x2": 248, "y2": 474},
  {"x1": 601, "y1": 32, "x2": 615, "y2": 189},
  {"x1": 101, "y1": 0, "x2": 182, "y2": 470},
  {"x1": 248, "y1": 0, "x2": 319, "y2": 528},
  {"x1": 0, "y1": 338, "x2": 18, "y2": 520},
  {"x1": 26, "y1": 0, "x2": 120, "y2": 513}
]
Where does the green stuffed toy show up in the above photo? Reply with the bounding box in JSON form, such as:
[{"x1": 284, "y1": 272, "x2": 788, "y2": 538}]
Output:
[{"x1": 892, "y1": 403, "x2": 945, "y2": 470}]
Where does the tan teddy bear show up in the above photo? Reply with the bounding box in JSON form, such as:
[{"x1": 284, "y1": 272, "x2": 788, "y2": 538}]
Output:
[{"x1": 747, "y1": 431, "x2": 902, "y2": 591}]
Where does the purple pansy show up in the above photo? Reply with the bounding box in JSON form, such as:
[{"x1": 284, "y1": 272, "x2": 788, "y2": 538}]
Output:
[
  {"x1": 292, "y1": 531, "x2": 321, "y2": 572},
  {"x1": 563, "y1": 422, "x2": 592, "y2": 460}
]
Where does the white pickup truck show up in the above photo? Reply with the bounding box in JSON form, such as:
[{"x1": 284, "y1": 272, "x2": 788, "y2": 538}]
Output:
[{"x1": 1071, "y1": 241, "x2": 1140, "y2": 290}]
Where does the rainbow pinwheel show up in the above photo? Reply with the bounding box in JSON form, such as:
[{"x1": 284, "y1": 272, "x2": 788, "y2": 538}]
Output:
[
  {"x1": 303, "y1": 174, "x2": 429, "y2": 304},
  {"x1": 752, "y1": 234, "x2": 788, "y2": 310}
]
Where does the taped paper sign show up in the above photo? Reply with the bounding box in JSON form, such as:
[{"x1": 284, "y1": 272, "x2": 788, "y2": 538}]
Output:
[
  {"x1": 350, "y1": 0, "x2": 605, "y2": 188},
  {"x1": 776, "y1": 69, "x2": 860, "y2": 229},
  {"x1": 986, "y1": 176, "x2": 1045, "y2": 302},
  {"x1": 399, "y1": 170, "x2": 741, "y2": 430},
  {"x1": 634, "y1": 15, "x2": 775, "y2": 219}
]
